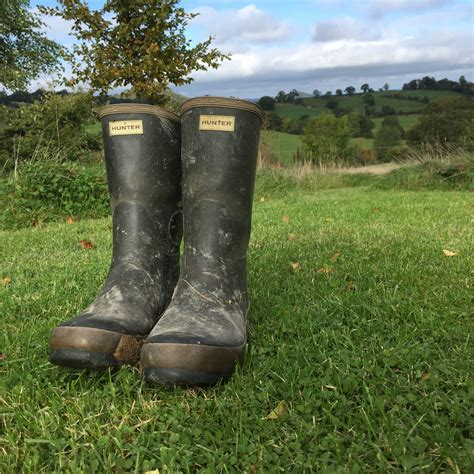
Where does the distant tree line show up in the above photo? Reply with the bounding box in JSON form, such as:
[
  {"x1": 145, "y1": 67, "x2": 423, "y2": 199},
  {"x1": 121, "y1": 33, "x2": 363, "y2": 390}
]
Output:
[{"x1": 402, "y1": 76, "x2": 473, "y2": 95}]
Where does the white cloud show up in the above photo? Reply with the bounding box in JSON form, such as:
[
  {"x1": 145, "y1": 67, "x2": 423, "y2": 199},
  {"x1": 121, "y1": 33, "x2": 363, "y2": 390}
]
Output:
[
  {"x1": 370, "y1": 0, "x2": 449, "y2": 17},
  {"x1": 312, "y1": 17, "x2": 382, "y2": 42},
  {"x1": 192, "y1": 4, "x2": 292, "y2": 44}
]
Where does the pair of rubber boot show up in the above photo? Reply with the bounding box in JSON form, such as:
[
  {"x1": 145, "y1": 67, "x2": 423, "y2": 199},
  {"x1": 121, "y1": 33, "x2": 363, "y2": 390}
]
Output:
[{"x1": 49, "y1": 97, "x2": 263, "y2": 387}]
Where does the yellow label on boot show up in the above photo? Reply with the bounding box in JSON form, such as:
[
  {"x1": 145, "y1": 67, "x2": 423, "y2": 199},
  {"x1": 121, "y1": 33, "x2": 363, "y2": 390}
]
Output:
[
  {"x1": 199, "y1": 115, "x2": 235, "y2": 132},
  {"x1": 109, "y1": 120, "x2": 144, "y2": 136}
]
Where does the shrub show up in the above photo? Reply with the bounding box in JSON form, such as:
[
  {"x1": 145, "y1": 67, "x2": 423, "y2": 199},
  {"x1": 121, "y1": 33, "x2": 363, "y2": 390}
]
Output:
[
  {"x1": 374, "y1": 125, "x2": 403, "y2": 162},
  {"x1": 2, "y1": 158, "x2": 109, "y2": 229},
  {"x1": 0, "y1": 92, "x2": 99, "y2": 170},
  {"x1": 302, "y1": 113, "x2": 357, "y2": 164},
  {"x1": 408, "y1": 97, "x2": 474, "y2": 147}
]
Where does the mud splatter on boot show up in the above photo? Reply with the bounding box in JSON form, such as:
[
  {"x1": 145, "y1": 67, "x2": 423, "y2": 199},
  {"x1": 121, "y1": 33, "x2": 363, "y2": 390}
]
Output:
[
  {"x1": 49, "y1": 104, "x2": 182, "y2": 370},
  {"x1": 141, "y1": 97, "x2": 262, "y2": 386}
]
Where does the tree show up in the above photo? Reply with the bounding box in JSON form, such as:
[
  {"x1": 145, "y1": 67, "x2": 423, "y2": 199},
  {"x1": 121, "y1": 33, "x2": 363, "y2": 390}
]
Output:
[
  {"x1": 383, "y1": 83, "x2": 389, "y2": 91},
  {"x1": 348, "y1": 112, "x2": 374, "y2": 138},
  {"x1": 41, "y1": 0, "x2": 228, "y2": 104},
  {"x1": 276, "y1": 91, "x2": 286, "y2": 103},
  {"x1": 408, "y1": 97, "x2": 474, "y2": 146},
  {"x1": 325, "y1": 90, "x2": 332, "y2": 96},
  {"x1": 361, "y1": 83, "x2": 370, "y2": 93},
  {"x1": 1, "y1": 0, "x2": 63, "y2": 91},
  {"x1": 263, "y1": 111, "x2": 283, "y2": 131},
  {"x1": 302, "y1": 113, "x2": 354, "y2": 163},
  {"x1": 374, "y1": 125, "x2": 402, "y2": 162},
  {"x1": 313, "y1": 89, "x2": 321, "y2": 98},
  {"x1": 335, "y1": 89, "x2": 343, "y2": 96},
  {"x1": 381, "y1": 115, "x2": 406, "y2": 139},
  {"x1": 344, "y1": 86, "x2": 355, "y2": 95},
  {"x1": 258, "y1": 96, "x2": 275, "y2": 111}
]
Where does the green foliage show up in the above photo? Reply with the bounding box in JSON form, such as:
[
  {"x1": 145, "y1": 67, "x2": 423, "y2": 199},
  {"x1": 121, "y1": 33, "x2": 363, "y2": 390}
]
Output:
[
  {"x1": 348, "y1": 112, "x2": 375, "y2": 138},
  {"x1": 302, "y1": 113, "x2": 355, "y2": 163},
  {"x1": 408, "y1": 97, "x2": 474, "y2": 147},
  {"x1": 40, "y1": 1, "x2": 228, "y2": 104},
  {"x1": 0, "y1": 92, "x2": 99, "y2": 170},
  {"x1": 2, "y1": 160, "x2": 109, "y2": 229},
  {"x1": 381, "y1": 115, "x2": 406, "y2": 138},
  {"x1": 374, "y1": 124, "x2": 403, "y2": 162},
  {"x1": 0, "y1": 0, "x2": 63, "y2": 90},
  {"x1": 258, "y1": 96, "x2": 275, "y2": 111}
]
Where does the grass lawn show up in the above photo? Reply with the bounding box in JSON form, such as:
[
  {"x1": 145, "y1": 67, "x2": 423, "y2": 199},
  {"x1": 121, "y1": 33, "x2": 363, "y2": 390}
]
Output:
[
  {"x1": 1, "y1": 171, "x2": 472, "y2": 471},
  {"x1": 261, "y1": 131, "x2": 302, "y2": 165}
]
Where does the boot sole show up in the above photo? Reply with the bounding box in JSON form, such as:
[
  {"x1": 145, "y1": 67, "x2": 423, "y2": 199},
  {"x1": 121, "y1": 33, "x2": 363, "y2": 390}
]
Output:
[
  {"x1": 140, "y1": 342, "x2": 245, "y2": 387},
  {"x1": 49, "y1": 326, "x2": 144, "y2": 370}
]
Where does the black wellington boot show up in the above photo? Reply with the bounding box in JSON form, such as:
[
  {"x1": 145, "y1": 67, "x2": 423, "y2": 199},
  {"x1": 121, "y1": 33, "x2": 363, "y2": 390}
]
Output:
[
  {"x1": 49, "y1": 104, "x2": 182, "y2": 370},
  {"x1": 141, "y1": 97, "x2": 263, "y2": 386}
]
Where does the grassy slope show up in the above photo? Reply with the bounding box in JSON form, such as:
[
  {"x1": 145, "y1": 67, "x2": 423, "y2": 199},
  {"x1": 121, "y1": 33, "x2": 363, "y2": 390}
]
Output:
[
  {"x1": 1, "y1": 174, "x2": 472, "y2": 472},
  {"x1": 261, "y1": 131, "x2": 302, "y2": 165},
  {"x1": 276, "y1": 90, "x2": 462, "y2": 120}
]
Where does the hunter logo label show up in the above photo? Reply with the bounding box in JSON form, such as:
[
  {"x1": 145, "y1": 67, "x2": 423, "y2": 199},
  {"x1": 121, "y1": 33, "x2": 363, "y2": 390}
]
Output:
[
  {"x1": 109, "y1": 120, "x2": 144, "y2": 136},
  {"x1": 199, "y1": 115, "x2": 235, "y2": 132}
]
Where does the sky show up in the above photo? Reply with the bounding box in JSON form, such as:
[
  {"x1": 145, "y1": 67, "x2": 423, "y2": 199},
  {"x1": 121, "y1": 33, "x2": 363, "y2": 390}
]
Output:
[{"x1": 34, "y1": 0, "x2": 474, "y2": 98}]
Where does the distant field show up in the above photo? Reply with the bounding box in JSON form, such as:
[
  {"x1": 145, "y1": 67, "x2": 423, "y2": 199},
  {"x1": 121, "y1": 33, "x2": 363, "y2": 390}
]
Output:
[
  {"x1": 261, "y1": 131, "x2": 302, "y2": 165},
  {"x1": 275, "y1": 90, "x2": 462, "y2": 120}
]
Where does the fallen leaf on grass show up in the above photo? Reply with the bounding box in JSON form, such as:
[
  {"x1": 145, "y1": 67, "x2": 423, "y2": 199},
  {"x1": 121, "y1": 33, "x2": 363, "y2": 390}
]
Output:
[
  {"x1": 259, "y1": 197, "x2": 266, "y2": 202},
  {"x1": 250, "y1": 465, "x2": 257, "y2": 474},
  {"x1": 323, "y1": 384, "x2": 337, "y2": 391},
  {"x1": 422, "y1": 370, "x2": 430, "y2": 381},
  {"x1": 287, "y1": 233, "x2": 298, "y2": 241},
  {"x1": 443, "y1": 249, "x2": 458, "y2": 257},
  {"x1": 317, "y1": 266, "x2": 335, "y2": 274},
  {"x1": 144, "y1": 470, "x2": 160, "y2": 474},
  {"x1": 80, "y1": 240, "x2": 94, "y2": 250},
  {"x1": 265, "y1": 400, "x2": 287, "y2": 420},
  {"x1": 281, "y1": 214, "x2": 289, "y2": 223},
  {"x1": 66, "y1": 217, "x2": 74, "y2": 225},
  {"x1": 290, "y1": 262, "x2": 301, "y2": 271},
  {"x1": 0, "y1": 354, "x2": 6, "y2": 361},
  {"x1": 331, "y1": 252, "x2": 341, "y2": 261},
  {"x1": 2, "y1": 277, "x2": 11, "y2": 287},
  {"x1": 346, "y1": 281, "x2": 357, "y2": 291}
]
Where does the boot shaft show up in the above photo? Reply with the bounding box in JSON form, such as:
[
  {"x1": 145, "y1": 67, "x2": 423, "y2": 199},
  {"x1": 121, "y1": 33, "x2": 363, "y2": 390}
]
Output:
[
  {"x1": 180, "y1": 98, "x2": 263, "y2": 276},
  {"x1": 99, "y1": 104, "x2": 182, "y2": 266}
]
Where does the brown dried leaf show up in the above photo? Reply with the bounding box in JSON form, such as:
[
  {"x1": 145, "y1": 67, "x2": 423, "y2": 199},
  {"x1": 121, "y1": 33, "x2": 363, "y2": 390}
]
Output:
[
  {"x1": 290, "y1": 262, "x2": 301, "y2": 271},
  {"x1": 422, "y1": 370, "x2": 430, "y2": 381},
  {"x1": 2, "y1": 276, "x2": 11, "y2": 287},
  {"x1": 66, "y1": 217, "x2": 74, "y2": 225},
  {"x1": 0, "y1": 354, "x2": 6, "y2": 361},
  {"x1": 317, "y1": 266, "x2": 335, "y2": 274},
  {"x1": 281, "y1": 215, "x2": 289, "y2": 223},
  {"x1": 331, "y1": 252, "x2": 341, "y2": 261},
  {"x1": 265, "y1": 400, "x2": 287, "y2": 420},
  {"x1": 443, "y1": 249, "x2": 458, "y2": 257},
  {"x1": 287, "y1": 233, "x2": 298, "y2": 241},
  {"x1": 346, "y1": 281, "x2": 357, "y2": 291},
  {"x1": 80, "y1": 240, "x2": 94, "y2": 250}
]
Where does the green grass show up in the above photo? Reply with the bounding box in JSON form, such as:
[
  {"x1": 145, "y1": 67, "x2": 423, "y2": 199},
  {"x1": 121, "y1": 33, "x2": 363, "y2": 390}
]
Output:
[
  {"x1": 261, "y1": 131, "x2": 302, "y2": 165},
  {"x1": 275, "y1": 90, "x2": 463, "y2": 120},
  {"x1": 1, "y1": 171, "x2": 472, "y2": 471}
]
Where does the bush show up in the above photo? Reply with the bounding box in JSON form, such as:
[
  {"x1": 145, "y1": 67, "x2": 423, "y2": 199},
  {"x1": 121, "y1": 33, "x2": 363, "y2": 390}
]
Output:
[
  {"x1": 302, "y1": 113, "x2": 357, "y2": 164},
  {"x1": 408, "y1": 97, "x2": 474, "y2": 147},
  {"x1": 2, "y1": 159, "x2": 109, "y2": 229},
  {"x1": 0, "y1": 92, "x2": 99, "y2": 170},
  {"x1": 374, "y1": 125, "x2": 403, "y2": 162}
]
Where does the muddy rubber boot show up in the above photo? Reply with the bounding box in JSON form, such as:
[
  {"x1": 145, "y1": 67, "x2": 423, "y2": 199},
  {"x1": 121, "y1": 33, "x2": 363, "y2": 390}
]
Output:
[
  {"x1": 49, "y1": 104, "x2": 182, "y2": 370},
  {"x1": 141, "y1": 97, "x2": 263, "y2": 386}
]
